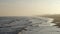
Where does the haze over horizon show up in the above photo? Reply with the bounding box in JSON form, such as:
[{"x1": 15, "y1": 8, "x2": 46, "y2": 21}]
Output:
[{"x1": 0, "y1": 0, "x2": 60, "y2": 16}]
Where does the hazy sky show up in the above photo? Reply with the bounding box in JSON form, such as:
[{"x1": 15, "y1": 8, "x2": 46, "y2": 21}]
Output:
[{"x1": 0, "y1": 0, "x2": 60, "y2": 16}]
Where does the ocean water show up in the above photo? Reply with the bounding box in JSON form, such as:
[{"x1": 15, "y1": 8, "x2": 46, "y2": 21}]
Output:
[{"x1": 0, "y1": 16, "x2": 57, "y2": 34}]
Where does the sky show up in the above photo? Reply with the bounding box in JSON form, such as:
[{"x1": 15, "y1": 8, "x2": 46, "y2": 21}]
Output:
[{"x1": 0, "y1": 0, "x2": 60, "y2": 16}]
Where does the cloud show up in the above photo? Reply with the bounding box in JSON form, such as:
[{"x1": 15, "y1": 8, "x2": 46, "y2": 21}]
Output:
[{"x1": 0, "y1": 0, "x2": 17, "y2": 3}]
